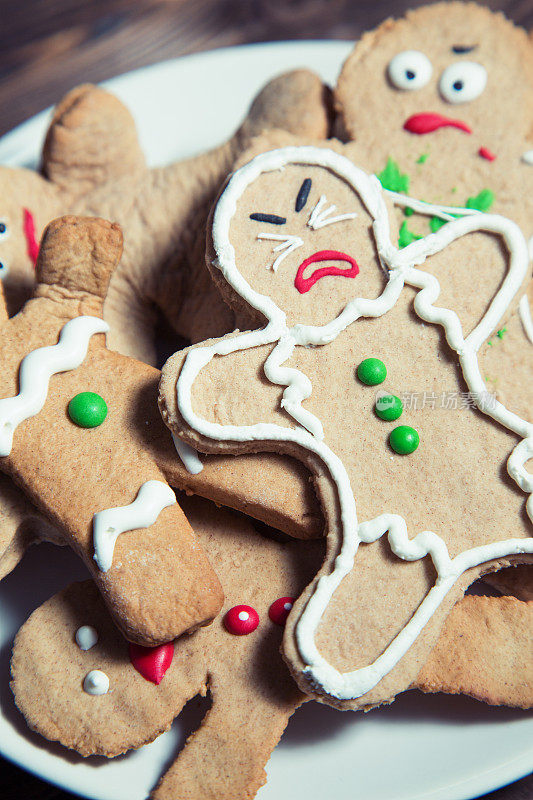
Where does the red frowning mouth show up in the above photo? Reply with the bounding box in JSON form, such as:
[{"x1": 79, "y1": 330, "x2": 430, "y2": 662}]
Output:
[
  {"x1": 23, "y1": 208, "x2": 39, "y2": 266},
  {"x1": 294, "y1": 249, "x2": 359, "y2": 294},
  {"x1": 404, "y1": 113, "x2": 472, "y2": 135}
]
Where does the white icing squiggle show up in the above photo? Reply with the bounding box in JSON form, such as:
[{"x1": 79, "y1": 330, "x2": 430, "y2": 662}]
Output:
[
  {"x1": 76, "y1": 625, "x2": 98, "y2": 651},
  {"x1": 93, "y1": 480, "x2": 176, "y2": 572},
  {"x1": 257, "y1": 233, "x2": 303, "y2": 272},
  {"x1": 519, "y1": 294, "x2": 533, "y2": 344},
  {"x1": 175, "y1": 146, "x2": 532, "y2": 701},
  {"x1": 172, "y1": 433, "x2": 203, "y2": 474},
  {"x1": 0, "y1": 316, "x2": 109, "y2": 456},
  {"x1": 83, "y1": 670, "x2": 109, "y2": 695},
  {"x1": 308, "y1": 195, "x2": 357, "y2": 229}
]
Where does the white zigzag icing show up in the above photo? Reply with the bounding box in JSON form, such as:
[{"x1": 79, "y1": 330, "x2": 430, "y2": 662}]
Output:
[
  {"x1": 93, "y1": 480, "x2": 176, "y2": 572},
  {"x1": 0, "y1": 316, "x2": 109, "y2": 456}
]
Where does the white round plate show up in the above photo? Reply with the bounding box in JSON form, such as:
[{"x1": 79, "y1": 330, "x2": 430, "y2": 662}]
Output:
[{"x1": 0, "y1": 41, "x2": 532, "y2": 800}]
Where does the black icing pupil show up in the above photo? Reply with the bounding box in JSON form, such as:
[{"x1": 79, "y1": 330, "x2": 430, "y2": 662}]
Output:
[
  {"x1": 406, "y1": 70, "x2": 415, "y2": 80},
  {"x1": 453, "y1": 80, "x2": 464, "y2": 91},
  {"x1": 0, "y1": 262, "x2": 4, "y2": 271},
  {"x1": 0, "y1": 223, "x2": 6, "y2": 234}
]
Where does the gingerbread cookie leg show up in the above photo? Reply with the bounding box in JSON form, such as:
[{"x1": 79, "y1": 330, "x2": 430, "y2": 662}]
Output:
[
  {"x1": 151, "y1": 675, "x2": 301, "y2": 800},
  {"x1": 0, "y1": 216, "x2": 223, "y2": 645}
]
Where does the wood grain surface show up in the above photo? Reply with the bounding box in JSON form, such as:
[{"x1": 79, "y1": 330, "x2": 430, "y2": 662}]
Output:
[{"x1": 0, "y1": 0, "x2": 532, "y2": 798}]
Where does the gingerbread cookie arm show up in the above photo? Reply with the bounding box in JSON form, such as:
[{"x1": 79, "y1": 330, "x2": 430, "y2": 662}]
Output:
[
  {"x1": 41, "y1": 84, "x2": 146, "y2": 195},
  {"x1": 415, "y1": 595, "x2": 533, "y2": 709},
  {"x1": 0, "y1": 216, "x2": 223, "y2": 644}
]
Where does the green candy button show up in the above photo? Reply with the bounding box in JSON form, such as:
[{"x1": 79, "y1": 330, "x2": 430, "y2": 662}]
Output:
[
  {"x1": 375, "y1": 394, "x2": 403, "y2": 421},
  {"x1": 357, "y1": 358, "x2": 386, "y2": 386},
  {"x1": 389, "y1": 425, "x2": 419, "y2": 455},
  {"x1": 68, "y1": 392, "x2": 107, "y2": 428}
]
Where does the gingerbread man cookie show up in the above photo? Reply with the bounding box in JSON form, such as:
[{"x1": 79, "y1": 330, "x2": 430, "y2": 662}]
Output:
[
  {"x1": 0, "y1": 72, "x2": 329, "y2": 363},
  {"x1": 11, "y1": 497, "x2": 531, "y2": 800},
  {"x1": 0, "y1": 215, "x2": 224, "y2": 645},
  {"x1": 160, "y1": 143, "x2": 532, "y2": 709}
]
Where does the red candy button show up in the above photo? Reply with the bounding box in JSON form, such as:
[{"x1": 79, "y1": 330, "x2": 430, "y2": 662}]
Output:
[
  {"x1": 224, "y1": 605, "x2": 259, "y2": 635},
  {"x1": 129, "y1": 642, "x2": 174, "y2": 685},
  {"x1": 268, "y1": 597, "x2": 295, "y2": 626}
]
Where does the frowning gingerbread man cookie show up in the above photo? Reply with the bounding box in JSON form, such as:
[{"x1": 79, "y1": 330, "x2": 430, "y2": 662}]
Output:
[{"x1": 160, "y1": 144, "x2": 532, "y2": 709}]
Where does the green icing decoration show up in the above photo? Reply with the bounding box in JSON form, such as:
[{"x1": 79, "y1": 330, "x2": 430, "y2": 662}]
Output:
[
  {"x1": 389, "y1": 425, "x2": 419, "y2": 455},
  {"x1": 416, "y1": 153, "x2": 429, "y2": 164},
  {"x1": 375, "y1": 394, "x2": 403, "y2": 422},
  {"x1": 357, "y1": 358, "x2": 387, "y2": 386},
  {"x1": 68, "y1": 392, "x2": 107, "y2": 428},
  {"x1": 398, "y1": 221, "x2": 422, "y2": 248},
  {"x1": 429, "y1": 188, "x2": 494, "y2": 234},
  {"x1": 497, "y1": 328, "x2": 507, "y2": 339},
  {"x1": 466, "y1": 189, "x2": 494, "y2": 212},
  {"x1": 376, "y1": 158, "x2": 410, "y2": 193},
  {"x1": 403, "y1": 206, "x2": 414, "y2": 217},
  {"x1": 429, "y1": 216, "x2": 447, "y2": 233}
]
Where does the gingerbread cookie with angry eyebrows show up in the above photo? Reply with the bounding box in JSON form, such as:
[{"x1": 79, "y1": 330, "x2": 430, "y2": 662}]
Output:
[
  {"x1": 11, "y1": 497, "x2": 531, "y2": 800},
  {"x1": 0, "y1": 214, "x2": 224, "y2": 645},
  {"x1": 160, "y1": 143, "x2": 532, "y2": 710}
]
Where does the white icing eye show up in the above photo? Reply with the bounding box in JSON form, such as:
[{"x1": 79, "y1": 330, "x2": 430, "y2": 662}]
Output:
[
  {"x1": 0, "y1": 260, "x2": 9, "y2": 278},
  {"x1": 388, "y1": 51, "x2": 433, "y2": 91},
  {"x1": 439, "y1": 62, "x2": 487, "y2": 104}
]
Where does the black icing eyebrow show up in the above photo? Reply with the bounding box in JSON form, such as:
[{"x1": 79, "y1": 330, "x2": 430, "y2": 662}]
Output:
[
  {"x1": 249, "y1": 213, "x2": 286, "y2": 225},
  {"x1": 295, "y1": 178, "x2": 312, "y2": 212},
  {"x1": 451, "y1": 45, "x2": 477, "y2": 54}
]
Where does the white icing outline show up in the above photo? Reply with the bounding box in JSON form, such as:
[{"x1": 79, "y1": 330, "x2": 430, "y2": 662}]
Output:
[
  {"x1": 519, "y1": 294, "x2": 533, "y2": 344},
  {"x1": 93, "y1": 480, "x2": 176, "y2": 572},
  {"x1": 172, "y1": 432, "x2": 203, "y2": 474},
  {"x1": 175, "y1": 146, "x2": 533, "y2": 701},
  {"x1": 0, "y1": 316, "x2": 109, "y2": 456}
]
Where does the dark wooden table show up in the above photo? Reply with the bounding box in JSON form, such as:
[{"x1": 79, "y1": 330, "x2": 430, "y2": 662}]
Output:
[{"x1": 1, "y1": 0, "x2": 532, "y2": 798}]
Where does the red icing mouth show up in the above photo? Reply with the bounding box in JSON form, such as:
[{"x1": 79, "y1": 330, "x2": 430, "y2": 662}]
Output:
[
  {"x1": 404, "y1": 113, "x2": 472, "y2": 135},
  {"x1": 129, "y1": 642, "x2": 174, "y2": 684},
  {"x1": 23, "y1": 208, "x2": 39, "y2": 266},
  {"x1": 294, "y1": 250, "x2": 359, "y2": 294}
]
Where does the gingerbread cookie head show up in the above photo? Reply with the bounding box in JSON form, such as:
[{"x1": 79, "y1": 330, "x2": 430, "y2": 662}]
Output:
[
  {"x1": 209, "y1": 146, "x2": 399, "y2": 331},
  {"x1": 0, "y1": 168, "x2": 61, "y2": 315},
  {"x1": 336, "y1": 3, "x2": 533, "y2": 154},
  {"x1": 334, "y1": 3, "x2": 533, "y2": 228}
]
